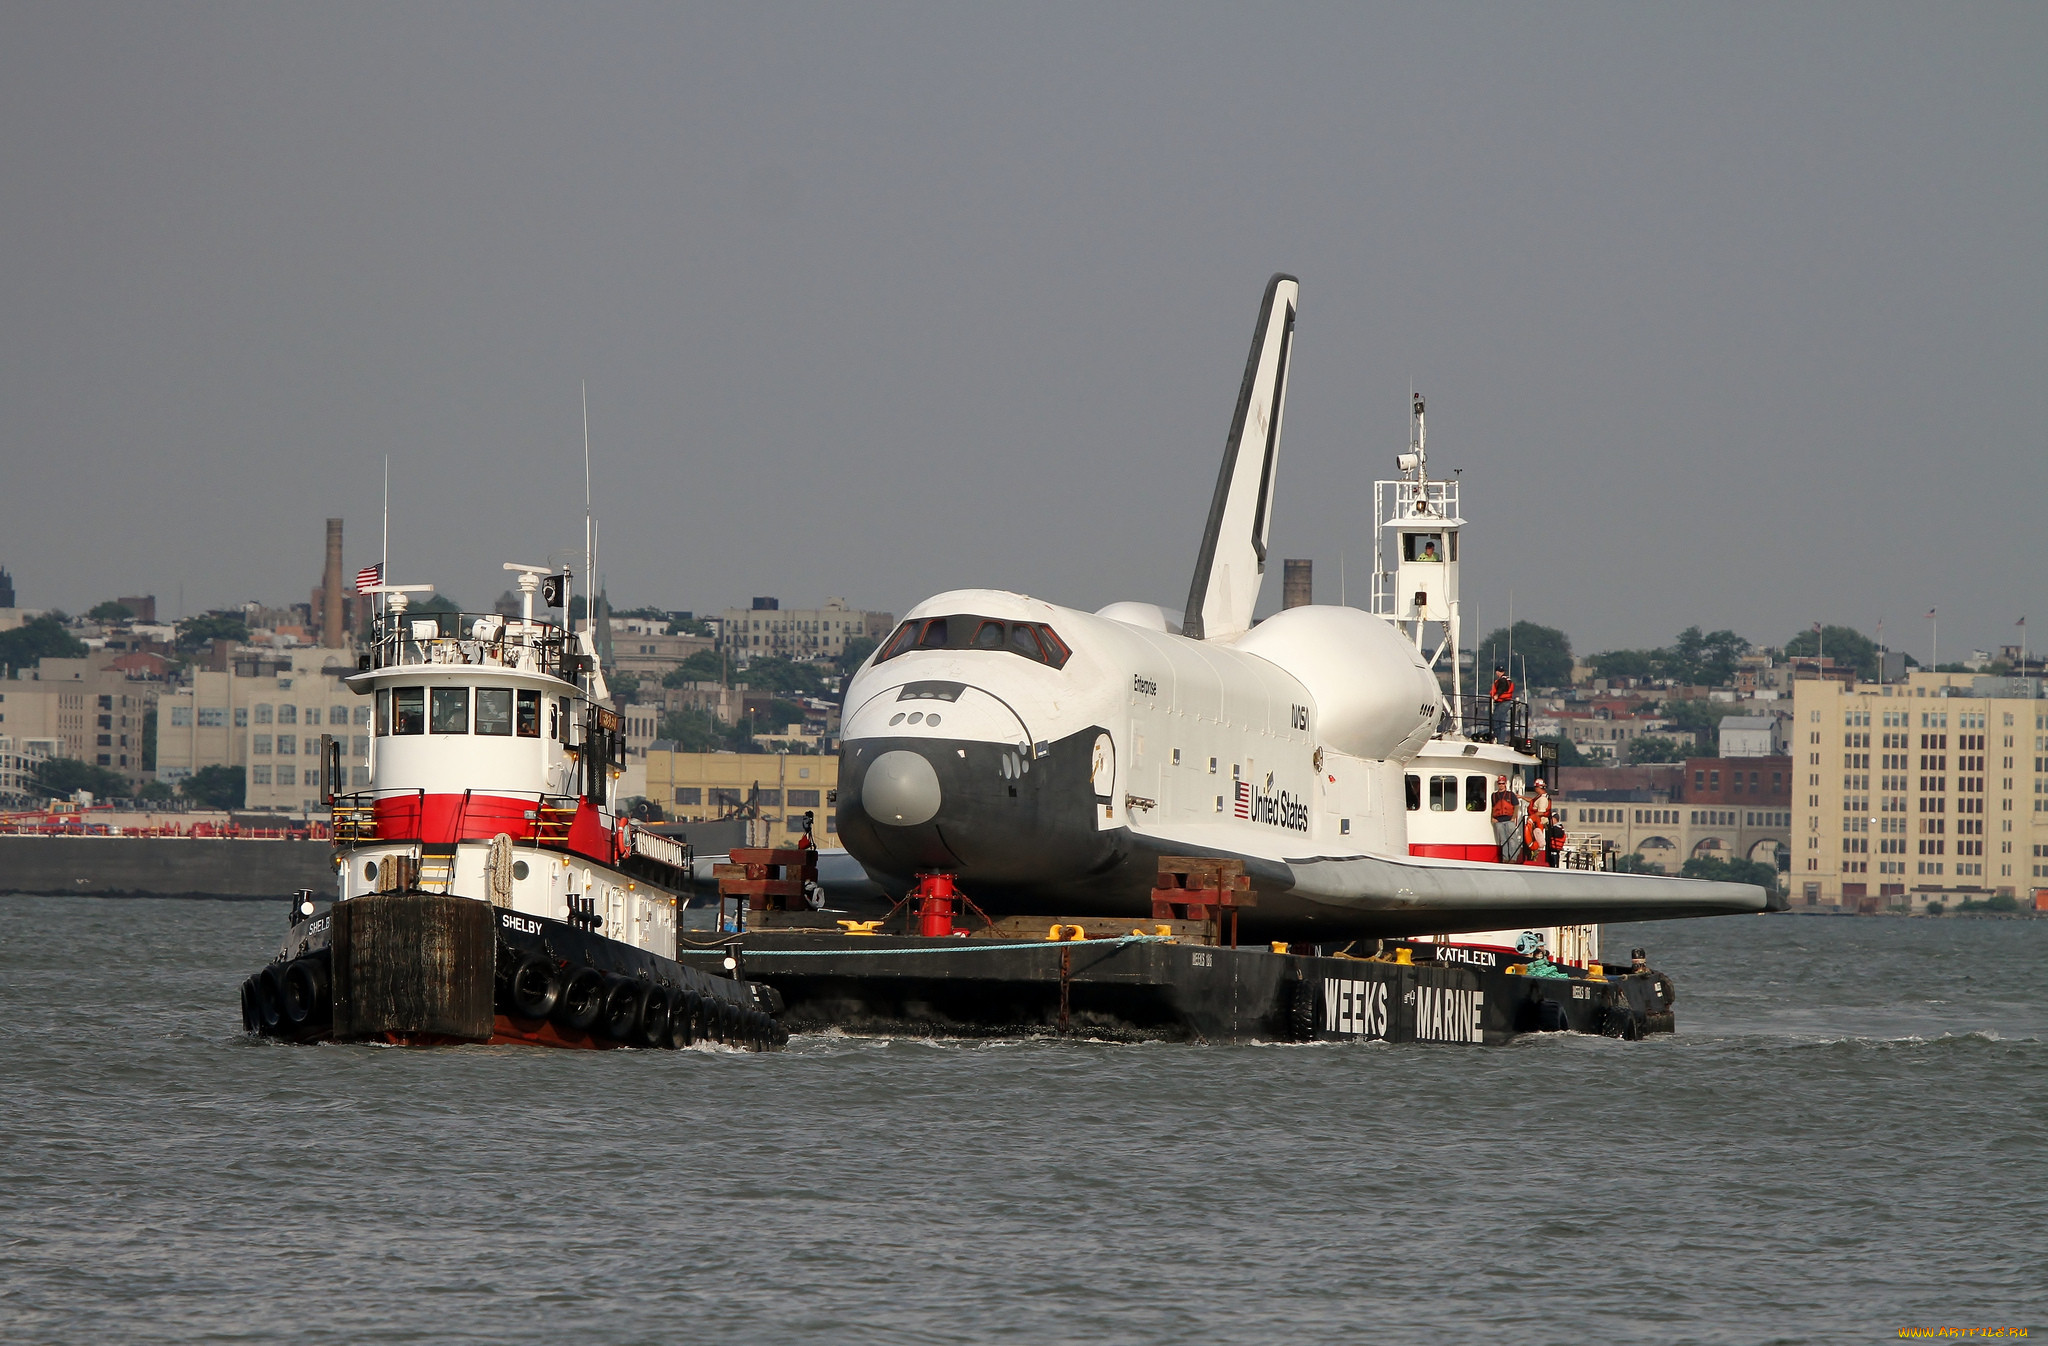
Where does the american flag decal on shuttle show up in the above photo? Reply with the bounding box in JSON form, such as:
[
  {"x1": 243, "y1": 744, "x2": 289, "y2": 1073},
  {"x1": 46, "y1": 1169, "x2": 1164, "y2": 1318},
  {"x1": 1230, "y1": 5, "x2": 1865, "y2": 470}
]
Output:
[{"x1": 1234, "y1": 781, "x2": 1252, "y2": 819}]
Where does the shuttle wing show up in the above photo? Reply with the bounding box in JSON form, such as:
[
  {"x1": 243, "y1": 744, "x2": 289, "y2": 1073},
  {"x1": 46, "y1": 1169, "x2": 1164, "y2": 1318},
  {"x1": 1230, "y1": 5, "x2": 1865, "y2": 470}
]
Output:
[
  {"x1": 1248, "y1": 849, "x2": 1779, "y2": 938},
  {"x1": 1183, "y1": 273, "x2": 1299, "y2": 643}
]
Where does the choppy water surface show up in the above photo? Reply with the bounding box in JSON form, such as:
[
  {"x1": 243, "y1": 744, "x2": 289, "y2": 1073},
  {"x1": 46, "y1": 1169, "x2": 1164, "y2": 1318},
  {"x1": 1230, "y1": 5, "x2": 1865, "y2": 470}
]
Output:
[{"x1": 2, "y1": 898, "x2": 2043, "y2": 1345}]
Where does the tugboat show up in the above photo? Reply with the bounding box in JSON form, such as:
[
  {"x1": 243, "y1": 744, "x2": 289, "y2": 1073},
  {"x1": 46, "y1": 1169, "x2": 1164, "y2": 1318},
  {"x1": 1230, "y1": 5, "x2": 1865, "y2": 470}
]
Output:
[
  {"x1": 239, "y1": 565, "x2": 787, "y2": 1050},
  {"x1": 1376, "y1": 391, "x2": 1608, "y2": 974}
]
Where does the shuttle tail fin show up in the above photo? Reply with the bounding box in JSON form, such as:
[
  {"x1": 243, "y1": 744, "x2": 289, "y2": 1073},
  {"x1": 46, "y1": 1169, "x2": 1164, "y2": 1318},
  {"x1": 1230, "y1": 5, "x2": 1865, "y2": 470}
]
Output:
[{"x1": 1182, "y1": 273, "x2": 1299, "y2": 642}]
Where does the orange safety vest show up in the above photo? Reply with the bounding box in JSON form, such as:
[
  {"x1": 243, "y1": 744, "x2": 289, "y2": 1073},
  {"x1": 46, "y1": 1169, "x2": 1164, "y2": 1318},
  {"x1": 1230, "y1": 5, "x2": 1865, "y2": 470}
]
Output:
[
  {"x1": 1490, "y1": 790, "x2": 1518, "y2": 820},
  {"x1": 1491, "y1": 675, "x2": 1515, "y2": 703}
]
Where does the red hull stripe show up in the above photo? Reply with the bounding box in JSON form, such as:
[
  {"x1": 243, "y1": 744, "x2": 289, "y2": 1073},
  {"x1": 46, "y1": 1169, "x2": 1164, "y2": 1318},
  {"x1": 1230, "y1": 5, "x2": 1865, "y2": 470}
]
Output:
[
  {"x1": 1409, "y1": 843, "x2": 1505, "y2": 863},
  {"x1": 370, "y1": 793, "x2": 616, "y2": 863}
]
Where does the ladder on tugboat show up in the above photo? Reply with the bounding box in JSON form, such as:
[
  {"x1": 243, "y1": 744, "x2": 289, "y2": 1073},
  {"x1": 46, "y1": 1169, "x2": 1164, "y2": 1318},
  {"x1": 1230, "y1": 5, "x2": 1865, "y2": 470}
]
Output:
[{"x1": 418, "y1": 843, "x2": 458, "y2": 894}]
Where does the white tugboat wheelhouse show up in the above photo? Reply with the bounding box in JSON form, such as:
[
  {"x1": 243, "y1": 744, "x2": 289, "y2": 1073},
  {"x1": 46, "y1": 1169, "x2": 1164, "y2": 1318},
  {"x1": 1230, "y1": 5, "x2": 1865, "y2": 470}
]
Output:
[{"x1": 327, "y1": 565, "x2": 688, "y2": 957}]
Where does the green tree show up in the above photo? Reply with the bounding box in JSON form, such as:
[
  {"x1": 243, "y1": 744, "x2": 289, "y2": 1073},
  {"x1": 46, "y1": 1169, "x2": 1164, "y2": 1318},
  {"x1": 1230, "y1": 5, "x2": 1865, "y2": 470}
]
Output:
[
  {"x1": 87, "y1": 600, "x2": 136, "y2": 623},
  {"x1": 1615, "y1": 852, "x2": 1666, "y2": 875},
  {"x1": 33, "y1": 757, "x2": 130, "y2": 799},
  {"x1": 1667, "y1": 627, "x2": 1751, "y2": 686},
  {"x1": 1478, "y1": 621, "x2": 1573, "y2": 689},
  {"x1": 1782, "y1": 625, "x2": 1892, "y2": 681},
  {"x1": 0, "y1": 615, "x2": 88, "y2": 670},
  {"x1": 662, "y1": 650, "x2": 727, "y2": 687},
  {"x1": 1590, "y1": 627, "x2": 1751, "y2": 686},
  {"x1": 1537, "y1": 735, "x2": 1587, "y2": 767},
  {"x1": 658, "y1": 706, "x2": 748, "y2": 753},
  {"x1": 412, "y1": 592, "x2": 462, "y2": 615},
  {"x1": 836, "y1": 635, "x2": 879, "y2": 676},
  {"x1": 175, "y1": 613, "x2": 249, "y2": 650},
  {"x1": 180, "y1": 764, "x2": 246, "y2": 809},
  {"x1": 1680, "y1": 854, "x2": 1783, "y2": 892},
  {"x1": 734, "y1": 655, "x2": 832, "y2": 697},
  {"x1": 1626, "y1": 734, "x2": 1688, "y2": 764},
  {"x1": 137, "y1": 780, "x2": 175, "y2": 802}
]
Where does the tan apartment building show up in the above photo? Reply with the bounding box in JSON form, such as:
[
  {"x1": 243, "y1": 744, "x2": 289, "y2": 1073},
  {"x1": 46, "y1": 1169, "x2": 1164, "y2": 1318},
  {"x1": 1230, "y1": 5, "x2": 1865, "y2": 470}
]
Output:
[
  {"x1": 0, "y1": 653, "x2": 164, "y2": 782},
  {"x1": 719, "y1": 598, "x2": 894, "y2": 661},
  {"x1": 643, "y1": 749, "x2": 839, "y2": 841},
  {"x1": 156, "y1": 648, "x2": 370, "y2": 813},
  {"x1": 1791, "y1": 670, "x2": 2048, "y2": 913}
]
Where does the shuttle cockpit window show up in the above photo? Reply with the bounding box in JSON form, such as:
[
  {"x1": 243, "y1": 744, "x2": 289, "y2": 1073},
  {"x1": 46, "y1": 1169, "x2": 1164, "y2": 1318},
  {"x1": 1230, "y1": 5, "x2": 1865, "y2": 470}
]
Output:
[{"x1": 874, "y1": 616, "x2": 1072, "y2": 669}]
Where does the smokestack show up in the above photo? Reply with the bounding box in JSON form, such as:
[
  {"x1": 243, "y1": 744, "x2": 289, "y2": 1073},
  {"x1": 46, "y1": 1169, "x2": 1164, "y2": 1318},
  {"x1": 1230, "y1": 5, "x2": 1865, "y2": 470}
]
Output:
[
  {"x1": 1282, "y1": 558, "x2": 1313, "y2": 610},
  {"x1": 322, "y1": 519, "x2": 346, "y2": 647}
]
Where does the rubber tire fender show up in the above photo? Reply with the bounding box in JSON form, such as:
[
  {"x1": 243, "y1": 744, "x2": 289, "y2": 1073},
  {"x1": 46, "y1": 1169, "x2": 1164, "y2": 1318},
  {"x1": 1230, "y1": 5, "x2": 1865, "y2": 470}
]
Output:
[
  {"x1": 281, "y1": 958, "x2": 331, "y2": 1028},
  {"x1": 599, "y1": 975, "x2": 645, "y2": 1042},
  {"x1": 1533, "y1": 997, "x2": 1572, "y2": 1033},
  {"x1": 637, "y1": 988, "x2": 672, "y2": 1048},
  {"x1": 254, "y1": 964, "x2": 287, "y2": 1032},
  {"x1": 505, "y1": 955, "x2": 563, "y2": 1021},
  {"x1": 554, "y1": 967, "x2": 606, "y2": 1033},
  {"x1": 1651, "y1": 971, "x2": 1676, "y2": 1008},
  {"x1": 240, "y1": 978, "x2": 260, "y2": 1034},
  {"x1": 667, "y1": 993, "x2": 699, "y2": 1049}
]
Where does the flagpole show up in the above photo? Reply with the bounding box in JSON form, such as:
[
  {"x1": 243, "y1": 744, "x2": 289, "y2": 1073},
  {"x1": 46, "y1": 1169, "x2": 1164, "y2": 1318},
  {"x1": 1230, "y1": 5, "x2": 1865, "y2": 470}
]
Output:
[{"x1": 380, "y1": 455, "x2": 390, "y2": 629}]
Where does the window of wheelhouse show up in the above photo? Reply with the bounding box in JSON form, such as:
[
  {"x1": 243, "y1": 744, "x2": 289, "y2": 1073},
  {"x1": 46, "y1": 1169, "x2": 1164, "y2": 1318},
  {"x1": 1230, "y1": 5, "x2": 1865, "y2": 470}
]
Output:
[
  {"x1": 1465, "y1": 776, "x2": 1488, "y2": 812},
  {"x1": 1405, "y1": 774, "x2": 1421, "y2": 811},
  {"x1": 1429, "y1": 775, "x2": 1458, "y2": 811},
  {"x1": 475, "y1": 688, "x2": 513, "y2": 736},
  {"x1": 375, "y1": 689, "x2": 391, "y2": 736},
  {"x1": 516, "y1": 689, "x2": 542, "y2": 738},
  {"x1": 430, "y1": 687, "x2": 468, "y2": 734},
  {"x1": 393, "y1": 687, "x2": 426, "y2": 735}
]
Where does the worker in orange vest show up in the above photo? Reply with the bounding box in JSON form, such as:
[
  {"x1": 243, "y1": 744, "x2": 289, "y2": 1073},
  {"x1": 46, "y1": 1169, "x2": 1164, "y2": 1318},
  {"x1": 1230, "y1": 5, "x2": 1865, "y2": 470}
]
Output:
[
  {"x1": 1490, "y1": 775, "x2": 1523, "y2": 863},
  {"x1": 1523, "y1": 780, "x2": 1554, "y2": 866},
  {"x1": 1488, "y1": 665, "x2": 1515, "y2": 740}
]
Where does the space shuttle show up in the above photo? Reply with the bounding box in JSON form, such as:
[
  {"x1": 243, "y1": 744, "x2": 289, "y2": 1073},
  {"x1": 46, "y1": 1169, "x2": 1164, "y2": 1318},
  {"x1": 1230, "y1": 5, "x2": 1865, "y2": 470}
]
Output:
[{"x1": 832, "y1": 275, "x2": 1773, "y2": 941}]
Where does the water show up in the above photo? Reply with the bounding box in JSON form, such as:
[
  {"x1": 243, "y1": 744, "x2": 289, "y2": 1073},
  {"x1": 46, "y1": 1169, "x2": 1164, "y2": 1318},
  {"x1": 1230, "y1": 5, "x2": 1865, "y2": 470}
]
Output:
[{"x1": 2, "y1": 897, "x2": 2043, "y2": 1345}]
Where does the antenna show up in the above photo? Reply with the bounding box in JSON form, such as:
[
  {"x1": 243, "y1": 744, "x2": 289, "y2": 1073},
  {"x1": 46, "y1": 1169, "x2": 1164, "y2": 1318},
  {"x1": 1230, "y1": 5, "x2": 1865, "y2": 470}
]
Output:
[{"x1": 582, "y1": 382, "x2": 593, "y2": 636}]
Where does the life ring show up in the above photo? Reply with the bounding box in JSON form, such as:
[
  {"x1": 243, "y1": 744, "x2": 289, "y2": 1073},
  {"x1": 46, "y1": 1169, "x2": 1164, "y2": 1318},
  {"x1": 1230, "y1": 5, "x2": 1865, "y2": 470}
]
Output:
[
  {"x1": 505, "y1": 955, "x2": 562, "y2": 1021},
  {"x1": 554, "y1": 967, "x2": 606, "y2": 1032},
  {"x1": 637, "y1": 988, "x2": 673, "y2": 1048},
  {"x1": 254, "y1": 965, "x2": 287, "y2": 1032},
  {"x1": 281, "y1": 958, "x2": 331, "y2": 1028},
  {"x1": 599, "y1": 976, "x2": 645, "y2": 1042}
]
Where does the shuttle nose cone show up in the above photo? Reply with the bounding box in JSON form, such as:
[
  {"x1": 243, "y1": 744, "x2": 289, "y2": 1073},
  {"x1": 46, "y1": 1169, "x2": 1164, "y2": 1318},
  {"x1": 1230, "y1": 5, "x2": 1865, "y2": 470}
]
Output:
[{"x1": 862, "y1": 749, "x2": 943, "y2": 827}]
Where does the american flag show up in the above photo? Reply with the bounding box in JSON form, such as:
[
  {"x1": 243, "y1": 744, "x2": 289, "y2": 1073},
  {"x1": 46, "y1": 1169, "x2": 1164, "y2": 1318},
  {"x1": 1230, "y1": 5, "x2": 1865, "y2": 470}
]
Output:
[
  {"x1": 354, "y1": 562, "x2": 382, "y2": 593},
  {"x1": 1234, "y1": 781, "x2": 1251, "y2": 819}
]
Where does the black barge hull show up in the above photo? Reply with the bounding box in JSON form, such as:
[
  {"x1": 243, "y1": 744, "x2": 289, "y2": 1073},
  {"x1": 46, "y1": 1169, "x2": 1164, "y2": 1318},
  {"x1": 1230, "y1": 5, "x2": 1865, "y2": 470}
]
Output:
[{"x1": 672, "y1": 934, "x2": 1674, "y2": 1045}]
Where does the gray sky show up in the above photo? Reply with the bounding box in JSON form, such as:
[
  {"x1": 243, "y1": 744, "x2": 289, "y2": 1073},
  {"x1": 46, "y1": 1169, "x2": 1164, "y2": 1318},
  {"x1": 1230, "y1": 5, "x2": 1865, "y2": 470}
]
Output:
[{"x1": 2, "y1": 5, "x2": 2041, "y2": 661}]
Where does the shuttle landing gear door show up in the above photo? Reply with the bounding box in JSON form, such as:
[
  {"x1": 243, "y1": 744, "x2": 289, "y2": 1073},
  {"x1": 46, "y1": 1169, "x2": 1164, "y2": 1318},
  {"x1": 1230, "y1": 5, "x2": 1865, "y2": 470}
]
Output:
[{"x1": 1090, "y1": 731, "x2": 1116, "y2": 827}]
